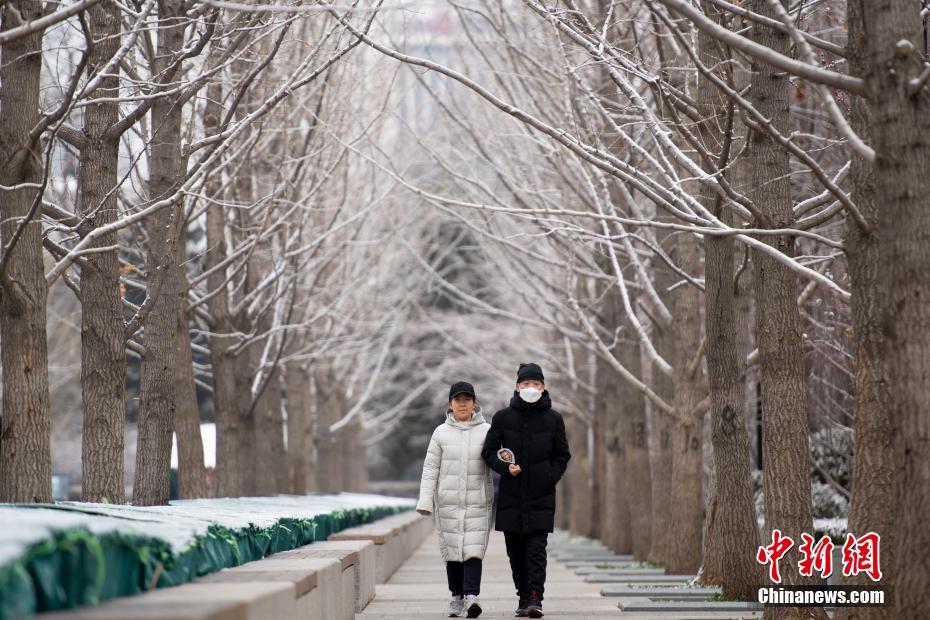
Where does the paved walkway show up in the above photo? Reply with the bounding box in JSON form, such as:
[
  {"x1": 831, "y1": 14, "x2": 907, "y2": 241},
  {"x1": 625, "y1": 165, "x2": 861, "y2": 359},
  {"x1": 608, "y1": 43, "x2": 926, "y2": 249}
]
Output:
[
  {"x1": 357, "y1": 530, "x2": 617, "y2": 619},
  {"x1": 357, "y1": 530, "x2": 763, "y2": 619}
]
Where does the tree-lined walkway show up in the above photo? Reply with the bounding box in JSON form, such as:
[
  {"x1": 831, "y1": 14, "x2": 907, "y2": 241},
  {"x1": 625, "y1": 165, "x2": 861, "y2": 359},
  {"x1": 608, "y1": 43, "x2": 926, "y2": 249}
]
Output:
[
  {"x1": 357, "y1": 530, "x2": 764, "y2": 619},
  {"x1": 357, "y1": 530, "x2": 616, "y2": 619},
  {"x1": 4, "y1": 0, "x2": 925, "y2": 615}
]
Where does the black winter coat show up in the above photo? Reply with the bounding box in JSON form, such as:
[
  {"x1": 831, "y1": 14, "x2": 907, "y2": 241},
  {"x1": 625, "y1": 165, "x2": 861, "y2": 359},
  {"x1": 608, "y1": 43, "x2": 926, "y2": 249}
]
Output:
[{"x1": 481, "y1": 391, "x2": 571, "y2": 533}]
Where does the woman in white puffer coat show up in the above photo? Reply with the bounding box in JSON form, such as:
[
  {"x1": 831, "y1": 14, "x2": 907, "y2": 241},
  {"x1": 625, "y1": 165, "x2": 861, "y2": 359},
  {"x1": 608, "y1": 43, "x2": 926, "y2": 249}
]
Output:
[{"x1": 417, "y1": 381, "x2": 493, "y2": 619}]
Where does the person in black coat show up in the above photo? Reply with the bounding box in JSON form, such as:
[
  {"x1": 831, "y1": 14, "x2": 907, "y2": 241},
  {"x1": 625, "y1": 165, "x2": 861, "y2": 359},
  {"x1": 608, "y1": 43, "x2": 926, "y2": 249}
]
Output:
[{"x1": 481, "y1": 363, "x2": 571, "y2": 618}]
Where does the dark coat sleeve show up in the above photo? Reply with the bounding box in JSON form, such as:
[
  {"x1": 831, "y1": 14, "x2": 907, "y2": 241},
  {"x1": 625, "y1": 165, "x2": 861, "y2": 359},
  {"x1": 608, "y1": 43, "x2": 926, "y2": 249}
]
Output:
[
  {"x1": 482, "y1": 414, "x2": 510, "y2": 477},
  {"x1": 550, "y1": 413, "x2": 571, "y2": 482}
]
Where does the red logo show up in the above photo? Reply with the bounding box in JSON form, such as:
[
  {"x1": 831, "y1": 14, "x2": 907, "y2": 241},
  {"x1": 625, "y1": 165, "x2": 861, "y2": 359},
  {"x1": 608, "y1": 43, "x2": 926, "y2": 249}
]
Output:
[
  {"x1": 757, "y1": 529, "x2": 794, "y2": 584},
  {"x1": 756, "y1": 530, "x2": 883, "y2": 583},
  {"x1": 798, "y1": 533, "x2": 835, "y2": 578},
  {"x1": 841, "y1": 532, "x2": 882, "y2": 582}
]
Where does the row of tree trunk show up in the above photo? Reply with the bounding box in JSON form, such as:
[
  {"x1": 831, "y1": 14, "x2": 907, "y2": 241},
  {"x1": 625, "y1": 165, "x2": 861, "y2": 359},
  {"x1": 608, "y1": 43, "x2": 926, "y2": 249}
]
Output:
[
  {"x1": 0, "y1": 0, "x2": 369, "y2": 506},
  {"x1": 553, "y1": 2, "x2": 929, "y2": 618}
]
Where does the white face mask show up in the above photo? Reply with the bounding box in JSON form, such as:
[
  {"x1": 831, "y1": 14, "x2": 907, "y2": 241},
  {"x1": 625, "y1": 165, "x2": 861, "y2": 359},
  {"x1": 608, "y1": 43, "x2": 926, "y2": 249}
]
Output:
[{"x1": 519, "y1": 387, "x2": 543, "y2": 403}]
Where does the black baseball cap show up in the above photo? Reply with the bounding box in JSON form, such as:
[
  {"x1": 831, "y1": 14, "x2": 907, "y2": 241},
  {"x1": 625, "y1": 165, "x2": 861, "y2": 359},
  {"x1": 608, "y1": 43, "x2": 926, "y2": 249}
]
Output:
[{"x1": 448, "y1": 381, "x2": 476, "y2": 401}]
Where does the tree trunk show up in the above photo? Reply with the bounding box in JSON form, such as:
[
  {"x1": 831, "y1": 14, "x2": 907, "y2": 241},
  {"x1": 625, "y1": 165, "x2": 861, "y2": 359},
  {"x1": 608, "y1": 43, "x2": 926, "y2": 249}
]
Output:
[
  {"x1": 701, "y1": 190, "x2": 764, "y2": 599},
  {"x1": 603, "y1": 429, "x2": 627, "y2": 551},
  {"x1": 236, "y1": 329, "x2": 257, "y2": 496},
  {"x1": 211, "y1": 324, "x2": 241, "y2": 498},
  {"x1": 648, "y1": 263, "x2": 675, "y2": 565},
  {"x1": 594, "y1": 287, "x2": 628, "y2": 550},
  {"x1": 203, "y1": 89, "x2": 240, "y2": 499},
  {"x1": 665, "y1": 230, "x2": 705, "y2": 575},
  {"x1": 248, "y1": 242, "x2": 287, "y2": 495},
  {"x1": 591, "y1": 357, "x2": 607, "y2": 541},
  {"x1": 647, "y1": 406, "x2": 673, "y2": 565},
  {"x1": 286, "y1": 365, "x2": 310, "y2": 494},
  {"x1": 556, "y1": 401, "x2": 572, "y2": 531},
  {"x1": 567, "y1": 415, "x2": 594, "y2": 537},
  {"x1": 746, "y1": 2, "x2": 824, "y2": 617},
  {"x1": 134, "y1": 0, "x2": 186, "y2": 506},
  {"x1": 174, "y1": 262, "x2": 206, "y2": 499},
  {"x1": 860, "y1": 0, "x2": 930, "y2": 615},
  {"x1": 354, "y1": 418, "x2": 368, "y2": 492},
  {"x1": 344, "y1": 418, "x2": 366, "y2": 492},
  {"x1": 252, "y1": 365, "x2": 281, "y2": 495},
  {"x1": 590, "y1": 406, "x2": 605, "y2": 540},
  {"x1": 833, "y1": 3, "x2": 894, "y2": 618},
  {"x1": 694, "y1": 4, "x2": 763, "y2": 598},
  {"x1": 268, "y1": 378, "x2": 288, "y2": 493},
  {"x1": 0, "y1": 0, "x2": 53, "y2": 504},
  {"x1": 600, "y1": 352, "x2": 631, "y2": 553},
  {"x1": 666, "y1": 411, "x2": 704, "y2": 574},
  {"x1": 305, "y1": 365, "x2": 317, "y2": 493},
  {"x1": 621, "y1": 335, "x2": 652, "y2": 560},
  {"x1": 251, "y1": 315, "x2": 287, "y2": 495},
  {"x1": 78, "y1": 0, "x2": 125, "y2": 504},
  {"x1": 313, "y1": 368, "x2": 336, "y2": 492}
]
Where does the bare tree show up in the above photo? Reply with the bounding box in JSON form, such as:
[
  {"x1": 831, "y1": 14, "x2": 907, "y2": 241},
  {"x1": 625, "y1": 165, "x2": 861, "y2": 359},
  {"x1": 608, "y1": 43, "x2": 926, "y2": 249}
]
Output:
[
  {"x1": 202, "y1": 82, "x2": 241, "y2": 498},
  {"x1": 134, "y1": 0, "x2": 194, "y2": 505},
  {"x1": 0, "y1": 0, "x2": 53, "y2": 503},
  {"x1": 739, "y1": 3, "x2": 826, "y2": 616},
  {"x1": 860, "y1": 0, "x2": 930, "y2": 614},
  {"x1": 620, "y1": 332, "x2": 652, "y2": 560},
  {"x1": 833, "y1": 3, "x2": 893, "y2": 618},
  {"x1": 75, "y1": 0, "x2": 126, "y2": 503},
  {"x1": 691, "y1": 2, "x2": 763, "y2": 597},
  {"x1": 6, "y1": 6, "x2": 925, "y2": 616}
]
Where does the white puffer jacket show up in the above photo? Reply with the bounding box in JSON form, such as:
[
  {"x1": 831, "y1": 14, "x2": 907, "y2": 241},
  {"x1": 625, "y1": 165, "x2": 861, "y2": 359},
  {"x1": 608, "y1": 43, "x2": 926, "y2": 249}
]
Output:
[{"x1": 416, "y1": 409, "x2": 494, "y2": 562}]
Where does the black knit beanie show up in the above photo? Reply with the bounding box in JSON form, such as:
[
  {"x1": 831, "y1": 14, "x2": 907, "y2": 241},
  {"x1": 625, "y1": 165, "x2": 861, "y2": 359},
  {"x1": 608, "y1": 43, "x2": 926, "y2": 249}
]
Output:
[{"x1": 516, "y1": 362, "x2": 544, "y2": 383}]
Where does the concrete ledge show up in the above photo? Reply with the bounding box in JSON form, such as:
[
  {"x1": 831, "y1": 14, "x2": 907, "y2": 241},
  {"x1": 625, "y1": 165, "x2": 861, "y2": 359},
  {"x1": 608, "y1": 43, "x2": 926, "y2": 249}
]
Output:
[
  {"x1": 618, "y1": 598, "x2": 766, "y2": 612},
  {"x1": 198, "y1": 557, "x2": 341, "y2": 620},
  {"x1": 36, "y1": 512, "x2": 428, "y2": 620},
  {"x1": 584, "y1": 574, "x2": 694, "y2": 583},
  {"x1": 617, "y1": 598, "x2": 834, "y2": 613},
  {"x1": 273, "y1": 539, "x2": 376, "y2": 618},
  {"x1": 39, "y1": 582, "x2": 295, "y2": 620},
  {"x1": 574, "y1": 565, "x2": 688, "y2": 575},
  {"x1": 328, "y1": 511, "x2": 433, "y2": 583},
  {"x1": 556, "y1": 553, "x2": 632, "y2": 562},
  {"x1": 564, "y1": 561, "x2": 643, "y2": 569},
  {"x1": 600, "y1": 585, "x2": 721, "y2": 598}
]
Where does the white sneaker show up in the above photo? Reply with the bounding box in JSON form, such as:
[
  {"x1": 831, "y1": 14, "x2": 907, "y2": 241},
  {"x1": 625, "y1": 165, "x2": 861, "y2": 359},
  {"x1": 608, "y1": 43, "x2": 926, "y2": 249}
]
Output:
[
  {"x1": 464, "y1": 594, "x2": 483, "y2": 618},
  {"x1": 448, "y1": 595, "x2": 464, "y2": 617}
]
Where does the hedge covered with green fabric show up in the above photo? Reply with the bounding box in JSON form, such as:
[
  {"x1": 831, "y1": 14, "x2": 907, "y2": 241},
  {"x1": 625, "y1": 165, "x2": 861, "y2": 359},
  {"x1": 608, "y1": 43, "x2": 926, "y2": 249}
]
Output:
[{"x1": 0, "y1": 493, "x2": 413, "y2": 620}]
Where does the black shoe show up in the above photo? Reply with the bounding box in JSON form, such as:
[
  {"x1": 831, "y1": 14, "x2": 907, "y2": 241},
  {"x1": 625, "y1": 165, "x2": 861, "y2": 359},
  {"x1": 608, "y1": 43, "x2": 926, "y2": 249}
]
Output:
[
  {"x1": 464, "y1": 595, "x2": 482, "y2": 618},
  {"x1": 526, "y1": 590, "x2": 543, "y2": 618},
  {"x1": 515, "y1": 591, "x2": 529, "y2": 617}
]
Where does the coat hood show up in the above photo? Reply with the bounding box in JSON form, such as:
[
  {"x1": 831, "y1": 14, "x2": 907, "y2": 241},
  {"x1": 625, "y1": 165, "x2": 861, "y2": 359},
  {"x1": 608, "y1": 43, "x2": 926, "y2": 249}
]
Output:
[
  {"x1": 445, "y1": 408, "x2": 487, "y2": 429},
  {"x1": 509, "y1": 390, "x2": 552, "y2": 411}
]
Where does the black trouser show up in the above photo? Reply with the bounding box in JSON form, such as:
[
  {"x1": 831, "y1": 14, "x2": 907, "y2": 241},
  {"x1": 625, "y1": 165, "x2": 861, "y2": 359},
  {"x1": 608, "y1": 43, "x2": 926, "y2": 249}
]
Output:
[
  {"x1": 446, "y1": 558, "x2": 482, "y2": 596},
  {"x1": 504, "y1": 531, "x2": 549, "y2": 600}
]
